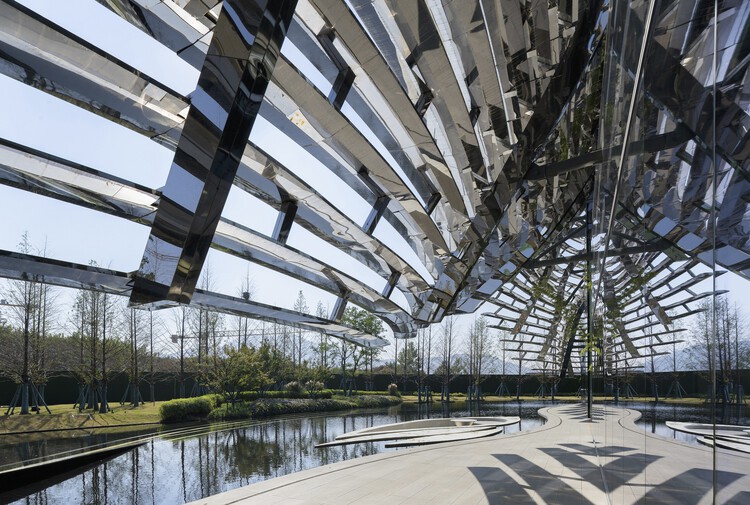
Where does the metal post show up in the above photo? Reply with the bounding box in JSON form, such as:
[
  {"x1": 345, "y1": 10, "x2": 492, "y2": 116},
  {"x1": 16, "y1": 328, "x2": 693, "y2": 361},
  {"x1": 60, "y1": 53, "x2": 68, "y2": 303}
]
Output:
[{"x1": 586, "y1": 198, "x2": 593, "y2": 419}]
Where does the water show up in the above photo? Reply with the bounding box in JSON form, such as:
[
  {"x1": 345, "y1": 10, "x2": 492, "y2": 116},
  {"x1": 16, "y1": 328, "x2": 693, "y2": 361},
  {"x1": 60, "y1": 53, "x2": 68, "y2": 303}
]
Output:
[
  {"x1": 628, "y1": 402, "x2": 748, "y2": 444},
  {"x1": 1, "y1": 401, "x2": 545, "y2": 505}
]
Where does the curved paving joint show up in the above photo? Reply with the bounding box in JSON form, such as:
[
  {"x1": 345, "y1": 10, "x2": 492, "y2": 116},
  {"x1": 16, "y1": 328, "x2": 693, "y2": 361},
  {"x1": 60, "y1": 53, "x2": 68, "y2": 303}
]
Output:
[{"x1": 189, "y1": 404, "x2": 750, "y2": 505}]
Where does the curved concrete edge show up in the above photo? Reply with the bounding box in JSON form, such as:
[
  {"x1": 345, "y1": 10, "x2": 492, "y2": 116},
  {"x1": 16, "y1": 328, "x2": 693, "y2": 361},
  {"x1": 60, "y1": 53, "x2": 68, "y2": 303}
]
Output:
[{"x1": 615, "y1": 405, "x2": 718, "y2": 454}]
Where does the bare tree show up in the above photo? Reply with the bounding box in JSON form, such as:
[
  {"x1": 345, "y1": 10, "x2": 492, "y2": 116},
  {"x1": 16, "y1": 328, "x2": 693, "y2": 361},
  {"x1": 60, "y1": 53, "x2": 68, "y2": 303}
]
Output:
[
  {"x1": 69, "y1": 286, "x2": 122, "y2": 412},
  {"x1": 437, "y1": 316, "x2": 458, "y2": 402},
  {"x1": 1, "y1": 233, "x2": 58, "y2": 414},
  {"x1": 415, "y1": 326, "x2": 433, "y2": 393},
  {"x1": 293, "y1": 290, "x2": 309, "y2": 378},
  {"x1": 170, "y1": 306, "x2": 190, "y2": 398},
  {"x1": 124, "y1": 306, "x2": 148, "y2": 406},
  {"x1": 466, "y1": 316, "x2": 490, "y2": 401},
  {"x1": 313, "y1": 301, "x2": 332, "y2": 370},
  {"x1": 235, "y1": 271, "x2": 255, "y2": 349}
]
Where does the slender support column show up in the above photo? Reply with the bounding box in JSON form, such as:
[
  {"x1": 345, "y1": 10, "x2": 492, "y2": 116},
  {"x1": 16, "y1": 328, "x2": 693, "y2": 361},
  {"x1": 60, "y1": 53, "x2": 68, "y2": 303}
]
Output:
[{"x1": 586, "y1": 198, "x2": 593, "y2": 419}]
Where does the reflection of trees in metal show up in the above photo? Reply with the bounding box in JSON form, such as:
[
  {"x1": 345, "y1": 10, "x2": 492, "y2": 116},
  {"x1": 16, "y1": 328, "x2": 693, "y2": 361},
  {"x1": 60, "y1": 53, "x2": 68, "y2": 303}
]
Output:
[{"x1": 0, "y1": 1, "x2": 747, "y2": 364}]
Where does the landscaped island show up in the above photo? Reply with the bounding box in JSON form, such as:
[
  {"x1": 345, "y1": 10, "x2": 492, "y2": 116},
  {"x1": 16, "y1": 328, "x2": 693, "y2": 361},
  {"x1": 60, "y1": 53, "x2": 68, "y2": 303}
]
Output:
[{"x1": 159, "y1": 391, "x2": 402, "y2": 423}]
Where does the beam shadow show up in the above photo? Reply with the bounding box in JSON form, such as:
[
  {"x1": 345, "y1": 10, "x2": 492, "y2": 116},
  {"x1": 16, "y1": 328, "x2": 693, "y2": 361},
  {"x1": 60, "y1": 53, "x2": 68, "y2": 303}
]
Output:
[{"x1": 469, "y1": 444, "x2": 745, "y2": 505}]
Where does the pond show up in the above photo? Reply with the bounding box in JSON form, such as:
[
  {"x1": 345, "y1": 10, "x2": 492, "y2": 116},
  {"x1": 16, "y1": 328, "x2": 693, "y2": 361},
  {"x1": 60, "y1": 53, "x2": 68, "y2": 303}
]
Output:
[
  {"x1": 1, "y1": 401, "x2": 546, "y2": 505},
  {"x1": 630, "y1": 401, "x2": 749, "y2": 444}
]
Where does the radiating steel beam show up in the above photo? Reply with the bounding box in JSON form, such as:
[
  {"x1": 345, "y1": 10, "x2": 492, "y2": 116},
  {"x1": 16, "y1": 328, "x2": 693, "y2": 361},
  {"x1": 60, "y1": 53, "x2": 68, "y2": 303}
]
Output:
[
  {"x1": 0, "y1": 250, "x2": 387, "y2": 347},
  {"x1": 525, "y1": 241, "x2": 670, "y2": 268},
  {"x1": 131, "y1": 0, "x2": 299, "y2": 306},
  {"x1": 559, "y1": 303, "x2": 585, "y2": 379},
  {"x1": 0, "y1": 1, "x2": 188, "y2": 146},
  {"x1": 525, "y1": 125, "x2": 692, "y2": 180}
]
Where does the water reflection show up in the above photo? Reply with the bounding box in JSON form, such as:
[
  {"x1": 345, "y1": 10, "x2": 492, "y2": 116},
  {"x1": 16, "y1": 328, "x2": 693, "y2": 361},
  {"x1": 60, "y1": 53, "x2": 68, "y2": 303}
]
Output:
[
  {"x1": 4, "y1": 402, "x2": 543, "y2": 505},
  {"x1": 0, "y1": 426, "x2": 162, "y2": 471},
  {"x1": 632, "y1": 402, "x2": 748, "y2": 443}
]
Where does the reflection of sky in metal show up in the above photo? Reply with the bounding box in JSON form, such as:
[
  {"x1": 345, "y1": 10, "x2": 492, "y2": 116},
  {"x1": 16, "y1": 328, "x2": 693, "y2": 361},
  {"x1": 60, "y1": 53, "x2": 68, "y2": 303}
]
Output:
[
  {"x1": 1, "y1": 0, "x2": 749, "y2": 357},
  {"x1": 16, "y1": 0, "x2": 199, "y2": 95}
]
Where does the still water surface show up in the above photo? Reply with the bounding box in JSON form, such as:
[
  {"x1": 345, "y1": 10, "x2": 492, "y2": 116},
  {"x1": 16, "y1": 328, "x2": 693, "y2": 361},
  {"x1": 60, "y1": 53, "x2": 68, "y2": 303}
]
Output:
[
  {"x1": 3, "y1": 401, "x2": 544, "y2": 505},
  {"x1": 632, "y1": 401, "x2": 748, "y2": 443}
]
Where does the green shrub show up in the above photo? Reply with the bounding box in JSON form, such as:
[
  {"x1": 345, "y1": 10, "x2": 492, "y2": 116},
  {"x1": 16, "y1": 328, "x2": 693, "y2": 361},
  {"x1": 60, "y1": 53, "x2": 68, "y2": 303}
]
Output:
[
  {"x1": 236, "y1": 389, "x2": 333, "y2": 402},
  {"x1": 251, "y1": 398, "x2": 356, "y2": 417},
  {"x1": 348, "y1": 395, "x2": 402, "y2": 408},
  {"x1": 305, "y1": 380, "x2": 325, "y2": 396},
  {"x1": 159, "y1": 395, "x2": 221, "y2": 422},
  {"x1": 207, "y1": 402, "x2": 253, "y2": 421},
  {"x1": 388, "y1": 383, "x2": 401, "y2": 397},
  {"x1": 284, "y1": 381, "x2": 305, "y2": 394}
]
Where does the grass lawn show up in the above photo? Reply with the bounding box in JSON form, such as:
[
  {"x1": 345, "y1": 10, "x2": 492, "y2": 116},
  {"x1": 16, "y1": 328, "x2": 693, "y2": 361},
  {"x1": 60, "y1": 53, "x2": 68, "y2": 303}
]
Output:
[{"x1": 0, "y1": 402, "x2": 163, "y2": 435}]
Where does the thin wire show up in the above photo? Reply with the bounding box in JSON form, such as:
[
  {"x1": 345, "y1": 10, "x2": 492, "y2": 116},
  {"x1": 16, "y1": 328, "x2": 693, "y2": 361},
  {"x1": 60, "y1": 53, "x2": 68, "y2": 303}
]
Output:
[{"x1": 711, "y1": 0, "x2": 719, "y2": 502}]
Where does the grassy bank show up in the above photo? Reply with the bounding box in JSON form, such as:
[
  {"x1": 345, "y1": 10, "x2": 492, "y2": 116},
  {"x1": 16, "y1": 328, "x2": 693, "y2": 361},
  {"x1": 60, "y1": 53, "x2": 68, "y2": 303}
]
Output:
[{"x1": 0, "y1": 402, "x2": 164, "y2": 435}]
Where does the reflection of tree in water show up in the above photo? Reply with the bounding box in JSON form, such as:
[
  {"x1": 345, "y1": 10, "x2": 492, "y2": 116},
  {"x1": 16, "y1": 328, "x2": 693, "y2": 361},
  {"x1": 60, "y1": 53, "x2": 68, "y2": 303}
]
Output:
[
  {"x1": 13, "y1": 412, "x2": 405, "y2": 505},
  {"x1": 219, "y1": 424, "x2": 284, "y2": 481}
]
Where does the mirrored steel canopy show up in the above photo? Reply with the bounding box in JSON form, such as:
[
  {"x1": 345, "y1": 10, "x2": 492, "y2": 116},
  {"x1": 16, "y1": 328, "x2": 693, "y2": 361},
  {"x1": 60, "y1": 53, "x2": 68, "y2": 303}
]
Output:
[{"x1": 0, "y1": 0, "x2": 747, "y2": 360}]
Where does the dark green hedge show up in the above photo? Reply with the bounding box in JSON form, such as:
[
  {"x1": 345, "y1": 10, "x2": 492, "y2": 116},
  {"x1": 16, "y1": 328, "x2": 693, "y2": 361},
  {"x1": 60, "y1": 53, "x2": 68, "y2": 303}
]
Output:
[
  {"x1": 344, "y1": 395, "x2": 402, "y2": 408},
  {"x1": 207, "y1": 395, "x2": 401, "y2": 421},
  {"x1": 235, "y1": 389, "x2": 333, "y2": 401},
  {"x1": 159, "y1": 394, "x2": 223, "y2": 423},
  {"x1": 346, "y1": 390, "x2": 391, "y2": 396}
]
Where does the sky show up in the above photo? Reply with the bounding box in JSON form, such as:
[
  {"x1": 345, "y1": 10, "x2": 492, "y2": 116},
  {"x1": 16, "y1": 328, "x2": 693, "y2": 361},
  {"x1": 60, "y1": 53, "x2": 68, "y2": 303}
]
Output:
[{"x1": 1, "y1": 0, "x2": 750, "y2": 367}]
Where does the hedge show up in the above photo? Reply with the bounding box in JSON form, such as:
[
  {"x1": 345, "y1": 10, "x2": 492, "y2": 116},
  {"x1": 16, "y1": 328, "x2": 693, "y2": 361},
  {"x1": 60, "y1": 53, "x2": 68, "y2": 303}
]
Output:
[
  {"x1": 159, "y1": 394, "x2": 223, "y2": 423},
  {"x1": 235, "y1": 389, "x2": 333, "y2": 401},
  {"x1": 207, "y1": 395, "x2": 401, "y2": 421},
  {"x1": 347, "y1": 390, "x2": 394, "y2": 396},
  {"x1": 160, "y1": 392, "x2": 401, "y2": 423},
  {"x1": 345, "y1": 395, "x2": 402, "y2": 408}
]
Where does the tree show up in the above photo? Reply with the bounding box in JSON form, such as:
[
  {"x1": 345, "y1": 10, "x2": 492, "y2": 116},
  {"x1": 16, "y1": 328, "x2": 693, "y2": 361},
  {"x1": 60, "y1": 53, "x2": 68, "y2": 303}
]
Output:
[
  {"x1": 313, "y1": 301, "x2": 334, "y2": 371},
  {"x1": 235, "y1": 271, "x2": 255, "y2": 349},
  {"x1": 258, "y1": 340, "x2": 293, "y2": 386},
  {"x1": 466, "y1": 316, "x2": 491, "y2": 400},
  {"x1": 1, "y1": 232, "x2": 58, "y2": 414},
  {"x1": 170, "y1": 306, "x2": 190, "y2": 398},
  {"x1": 124, "y1": 306, "x2": 147, "y2": 406},
  {"x1": 336, "y1": 306, "x2": 384, "y2": 393},
  {"x1": 687, "y1": 297, "x2": 749, "y2": 402},
  {"x1": 397, "y1": 341, "x2": 419, "y2": 376},
  {"x1": 417, "y1": 326, "x2": 433, "y2": 384},
  {"x1": 200, "y1": 345, "x2": 270, "y2": 403},
  {"x1": 437, "y1": 316, "x2": 458, "y2": 402},
  {"x1": 69, "y1": 286, "x2": 123, "y2": 412},
  {"x1": 293, "y1": 291, "x2": 309, "y2": 377}
]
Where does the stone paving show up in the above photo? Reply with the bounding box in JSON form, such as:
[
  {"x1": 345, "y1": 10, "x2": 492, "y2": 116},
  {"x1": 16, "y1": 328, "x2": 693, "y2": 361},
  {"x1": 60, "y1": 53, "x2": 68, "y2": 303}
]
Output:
[{"x1": 188, "y1": 404, "x2": 750, "y2": 504}]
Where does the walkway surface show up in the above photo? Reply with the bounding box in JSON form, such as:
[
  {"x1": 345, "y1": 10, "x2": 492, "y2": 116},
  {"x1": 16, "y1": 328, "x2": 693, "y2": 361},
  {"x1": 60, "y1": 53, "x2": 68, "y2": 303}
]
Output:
[{"x1": 188, "y1": 404, "x2": 750, "y2": 504}]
